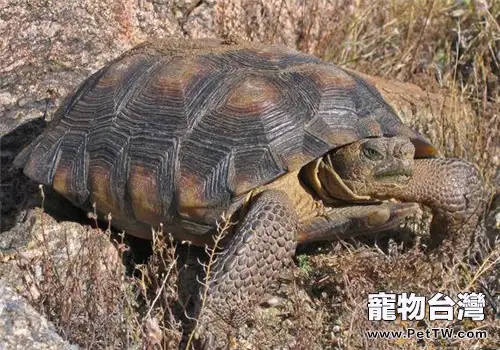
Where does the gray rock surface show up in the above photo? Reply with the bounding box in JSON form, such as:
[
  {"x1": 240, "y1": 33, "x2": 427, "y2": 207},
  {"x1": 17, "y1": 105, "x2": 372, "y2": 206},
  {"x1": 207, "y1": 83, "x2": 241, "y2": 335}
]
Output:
[
  {"x1": 0, "y1": 208, "x2": 120, "y2": 287},
  {"x1": 0, "y1": 2, "x2": 215, "y2": 348},
  {"x1": 0, "y1": 0, "x2": 216, "y2": 232},
  {"x1": 0, "y1": 209, "x2": 125, "y2": 349},
  {"x1": 0, "y1": 282, "x2": 78, "y2": 350},
  {"x1": 0, "y1": 0, "x2": 215, "y2": 137},
  {"x1": 0, "y1": 0, "x2": 333, "y2": 137}
]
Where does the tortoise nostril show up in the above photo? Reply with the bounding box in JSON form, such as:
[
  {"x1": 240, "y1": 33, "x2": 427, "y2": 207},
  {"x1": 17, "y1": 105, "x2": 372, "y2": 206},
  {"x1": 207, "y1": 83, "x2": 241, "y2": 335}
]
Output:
[
  {"x1": 396, "y1": 141, "x2": 415, "y2": 159},
  {"x1": 388, "y1": 136, "x2": 415, "y2": 159}
]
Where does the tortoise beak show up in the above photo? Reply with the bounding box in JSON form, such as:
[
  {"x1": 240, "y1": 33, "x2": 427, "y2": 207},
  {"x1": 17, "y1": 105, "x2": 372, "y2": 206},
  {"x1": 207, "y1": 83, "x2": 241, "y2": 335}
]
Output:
[{"x1": 374, "y1": 161, "x2": 413, "y2": 183}]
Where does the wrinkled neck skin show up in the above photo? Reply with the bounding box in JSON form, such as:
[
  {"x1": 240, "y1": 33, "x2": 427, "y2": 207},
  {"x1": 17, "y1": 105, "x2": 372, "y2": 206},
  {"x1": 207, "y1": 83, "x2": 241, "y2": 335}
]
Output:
[{"x1": 303, "y1": 157, "x2": 373, "y2": 204}]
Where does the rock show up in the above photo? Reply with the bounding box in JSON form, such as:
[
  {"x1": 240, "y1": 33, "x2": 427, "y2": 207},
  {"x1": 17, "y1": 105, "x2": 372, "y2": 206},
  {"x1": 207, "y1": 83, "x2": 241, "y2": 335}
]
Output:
[
  {"x1": 0, "y1": 208, "x2": 122, "y2": 296},
  {"x1": 1, "y1": 1, "x2": 497, "y2": 348},
  {"x1": 0, "y1": 0, "x2": 189, "y2": 137},
  {"x1": 0, "y1": 208, "x2": 127, "y2": 348},
  {"x1": 356, "y1": 71, "x2": 476, "y2": 158},
  {"x1": 0, "y1": 281, "x2": 78, "y2": 350},
  {"x1": 0, "y1": 0, "x2": 357, "y2": 138}
]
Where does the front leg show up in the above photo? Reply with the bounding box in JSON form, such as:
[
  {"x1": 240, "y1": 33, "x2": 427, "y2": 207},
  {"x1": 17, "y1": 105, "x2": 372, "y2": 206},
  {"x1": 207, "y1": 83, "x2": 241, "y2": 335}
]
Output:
[
  {"x1": 298, "y1": 202, "x2": 420, "y2": 244},
  {"x1": 394, "y1": 158, "x2": 486, "y2": 252},
  {"x1": 192, "y1": 190, "x2": 298, "y2": 349}
]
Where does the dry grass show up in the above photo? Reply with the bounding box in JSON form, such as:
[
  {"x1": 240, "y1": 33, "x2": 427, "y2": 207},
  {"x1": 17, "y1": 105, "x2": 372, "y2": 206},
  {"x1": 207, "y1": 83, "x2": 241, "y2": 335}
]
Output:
[
  {"x1": 15, "y1": 208, "x2": 187, "y2": 349},
  {"x1": 12, "y1": 0, "x2": 499, "y2": 349},
  {"x1": 302, "y1": 238, "x2": 499, "y2": 349},
  {"x1": 14, "y1": 210, "x2": 137, "y2": 348}
]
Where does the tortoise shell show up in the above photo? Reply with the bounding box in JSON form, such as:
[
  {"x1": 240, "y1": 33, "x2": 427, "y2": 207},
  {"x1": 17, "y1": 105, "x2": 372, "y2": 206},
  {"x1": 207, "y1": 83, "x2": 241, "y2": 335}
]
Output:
[{"x1": 15, "y1": 38, "x2": 436, "y2": 239}]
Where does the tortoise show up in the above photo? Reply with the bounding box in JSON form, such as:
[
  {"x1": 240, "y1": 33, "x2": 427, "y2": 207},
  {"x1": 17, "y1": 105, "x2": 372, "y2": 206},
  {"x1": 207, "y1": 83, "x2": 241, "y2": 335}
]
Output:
[{"x1": 14, "y1": 38, "x2": 485, "y2": 348}]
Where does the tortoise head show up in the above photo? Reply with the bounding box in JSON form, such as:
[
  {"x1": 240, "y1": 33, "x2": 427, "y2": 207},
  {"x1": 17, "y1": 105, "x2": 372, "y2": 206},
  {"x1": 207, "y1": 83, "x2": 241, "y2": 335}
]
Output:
[
  {"x1": 304, "y1": 136, "x2": 416, "y2": 203},
  {"x1": 313, "y1": 135, "x2": 486, "y2": 252}
]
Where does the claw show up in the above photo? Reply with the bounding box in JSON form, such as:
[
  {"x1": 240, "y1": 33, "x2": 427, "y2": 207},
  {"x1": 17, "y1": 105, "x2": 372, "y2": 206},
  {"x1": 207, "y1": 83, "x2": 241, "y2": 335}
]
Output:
[{"x1": 367, "y1": 207, "x2": 391, "y2": 227}]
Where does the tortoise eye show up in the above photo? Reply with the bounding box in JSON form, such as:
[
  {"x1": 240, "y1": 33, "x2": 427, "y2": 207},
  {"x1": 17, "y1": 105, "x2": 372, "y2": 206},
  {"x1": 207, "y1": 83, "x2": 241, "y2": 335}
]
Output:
[{"x1": 363, "y1": 147, "x2": 384, "y2": 161}]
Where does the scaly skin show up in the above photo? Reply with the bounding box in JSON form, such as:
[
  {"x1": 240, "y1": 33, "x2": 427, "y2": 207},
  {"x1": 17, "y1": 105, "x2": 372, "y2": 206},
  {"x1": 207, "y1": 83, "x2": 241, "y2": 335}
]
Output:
[
  {"x1": 192, "y1": 137, "x2": 486, "y2": 348},
  {"x1": 193, "y1": 190, "x2": 298, "y2": 349},
  {"x1": 393, "y1": 158, "x2": 486, "y2": 251},
  {"x1": 328, "y1": 136, "x2": 486, "y2": 252},
  {"x1": 297, "y1": 202, "x2": 420, "y2": 243},
  {"x1": 192, "y1": 191, "x2": 421, "y2": 348}
]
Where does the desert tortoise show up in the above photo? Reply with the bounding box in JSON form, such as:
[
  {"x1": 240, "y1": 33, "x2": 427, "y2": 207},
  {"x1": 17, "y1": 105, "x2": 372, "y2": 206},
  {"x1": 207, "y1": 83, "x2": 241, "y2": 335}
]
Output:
[{"x1": 14, "y1": 38, "x2": 485, "y2": 348}]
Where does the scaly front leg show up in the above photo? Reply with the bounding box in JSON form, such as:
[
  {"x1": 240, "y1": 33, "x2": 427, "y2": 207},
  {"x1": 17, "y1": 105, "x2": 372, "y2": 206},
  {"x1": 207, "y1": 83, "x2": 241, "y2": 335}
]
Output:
[
  {"x1": 192, "y1": 190, "x2": 298, "y2": 349},
  {"x1": 394, "y1": 158, "x2": 486, "y2": 252},
  {"x1": 298, "y1": 202, "x2": 420, "y2": 243}
]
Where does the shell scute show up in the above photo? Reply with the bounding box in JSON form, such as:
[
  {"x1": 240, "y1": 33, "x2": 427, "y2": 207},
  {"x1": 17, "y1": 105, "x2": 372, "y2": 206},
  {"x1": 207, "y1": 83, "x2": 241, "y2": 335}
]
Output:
[{"x1": 52, "y1": 131, "x2": 89, "y2": 206}]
